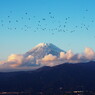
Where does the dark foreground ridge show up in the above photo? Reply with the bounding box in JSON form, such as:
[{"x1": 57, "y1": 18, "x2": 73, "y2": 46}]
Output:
[{"x1": 0, "y1": 61, "x2": 95, "y2": 95}]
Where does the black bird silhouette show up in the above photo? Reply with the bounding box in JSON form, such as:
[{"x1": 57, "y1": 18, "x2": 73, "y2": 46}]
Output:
[
  {"x1": 21, "y1": 17, "x2": 23, "y2": 19},
  {"x1": 38, "y1": 21, "x2": 40, "y2": 23},
  {"x1": 86, "y1": 27, "x2": 88, "y2": 30},
  {"x1": 16, "y1": 20, "x2": 18, "y2": 22},
  {"x1": 85, "y1": 9, "x2": 88, "y2": 12},
  {"x1": 92, "y1": 20, "x2": 94, "y2": 22},
  {"x1": 8, "y1": 16, "x2": 10, "y2": 18},
  {"x1": 1, "y1": 24, "x2": 3, "y2": 27},
  {"x1": 64, "y1": 25, "x2": 66, "y2": 27},
  {"x1": 1, "y1": 20, "x2": 3, "y2": 23},
  {"x1": 52, "y1": 33, "x2": 54, "y2": 35},
  {"x1": 49, "y1": 12, "x2": 51, "y2": 14},
  {"x1": 42, "y1": 18, "x2": 46, "y2": 20},
  {"x1": 25, "y1": 12, "x2": 28, "y2": 15},
  {"x1": 28, "y1": 18, "x2": 30, "y2": 20},
  {"x1": 65, "y1": 18, "x2": 68, "y2": 20},
  {"x1": 10, "y1": 11, "x2": 12, "y2": 13},
  {"x1": 9, "y1": 21, "x2": 11, "y2": 23}
]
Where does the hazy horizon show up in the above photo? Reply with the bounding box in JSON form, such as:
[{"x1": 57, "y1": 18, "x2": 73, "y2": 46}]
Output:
[{"x1": 0, "y1": 0, "x2": 95, "y2": 60}]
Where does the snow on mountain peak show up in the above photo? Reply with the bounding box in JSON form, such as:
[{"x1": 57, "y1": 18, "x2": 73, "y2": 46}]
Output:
[
  {"x1": 35, "y1": 43, "x2": 51, "y2": 48},
  {"x1": 24, "y1": 43, "x2": 65, "y2": 59}
]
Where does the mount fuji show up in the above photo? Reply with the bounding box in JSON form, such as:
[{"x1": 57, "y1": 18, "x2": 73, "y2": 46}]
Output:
[
  {"x1": 24, "y1": 43, "x2": 65, "y2": 59},
  {"x1": 0, "y1": 43, "x2": 66, "y2": 72}
]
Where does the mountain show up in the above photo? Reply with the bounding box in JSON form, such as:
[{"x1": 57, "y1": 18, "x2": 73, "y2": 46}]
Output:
[
  {"x1": 0, "y1": 43, "x2": 66, "y2": 72},
  {"x1": 0, "y1": 61, "x2": 95, "y2": 94},
  {"x1": 24, "y1": 43, "x2": 65, "y2": 59}
]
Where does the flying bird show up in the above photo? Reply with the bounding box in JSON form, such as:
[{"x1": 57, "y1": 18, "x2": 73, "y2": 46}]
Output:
[
  {"x1": 49, "y1": 12, "x2": 51, "y2": 14},
  {"x1": 42, "y1": 18, "x2": 46, "y2": 20}
]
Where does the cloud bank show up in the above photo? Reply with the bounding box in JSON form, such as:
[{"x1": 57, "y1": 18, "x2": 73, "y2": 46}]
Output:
[{"x1": 0, "y1": 48, "x2": 95, "y2": 71}]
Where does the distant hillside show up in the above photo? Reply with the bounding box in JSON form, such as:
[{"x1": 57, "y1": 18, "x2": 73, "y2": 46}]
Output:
[{"x1": 0, "y1": 61, "x2": 95, "y2": 94}]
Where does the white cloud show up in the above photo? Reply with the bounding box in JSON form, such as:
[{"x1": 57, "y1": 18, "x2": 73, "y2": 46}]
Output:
[
  {"x1": 84, "y1": 48, "x2": 95, "y2": 60},
  {"x1": 0, "y1": 47, "x2": 95, "y2": 71},
  {"x1": 59, "y1": 48, "x2": 95, "y2": 63},
  {"x1": 60, "y1": 50, "x2": 74, "y2": 60},
  {"x1": 7, "y1": 54, "x2": 24, "y2": 67},
  {"x1": 42, "y1": 54, "x2": 57, "y2": 61}
]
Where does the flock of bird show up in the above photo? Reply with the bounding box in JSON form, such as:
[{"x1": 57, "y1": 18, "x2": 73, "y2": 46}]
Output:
[{"x1": 0, "y1": 9, "x2": 94, "y2": 35}]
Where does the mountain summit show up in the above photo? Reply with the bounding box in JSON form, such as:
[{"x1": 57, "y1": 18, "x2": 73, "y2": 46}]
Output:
[{"x1": 24, "y1": 43, "x2": 65, "y2": 59}]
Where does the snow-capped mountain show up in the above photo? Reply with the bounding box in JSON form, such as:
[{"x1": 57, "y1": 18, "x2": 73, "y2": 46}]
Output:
[{"x1": 24, "y1": 43, "x2": 65, "y2": 59}]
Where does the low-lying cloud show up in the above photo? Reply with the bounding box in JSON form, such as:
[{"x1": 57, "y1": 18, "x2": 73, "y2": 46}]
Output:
[
  {"x1": 7, "y1": 54, "x2": 24, "y2": 67},
  {"x1": 0, "y1": 47, "x2": 95, "y2": 71},
  {"x1": 42, "y1": 54, "x2": 57, "y2": 61}
]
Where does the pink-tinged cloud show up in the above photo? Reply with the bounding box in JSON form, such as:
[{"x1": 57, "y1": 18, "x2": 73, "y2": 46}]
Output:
[
  {"x1": 0, "y1": 47, "x2": 95, "y2": 71},
  {"x1": 42, "y1": 54, "x2": 57, "y2": 61},
  {"x1": 7, "y1": 54, "x2": 24, "y2": 67},
  {"x1": 59, "y1": 48, "x2": 95, "y2": 63},
  {"x1": 60, "y1": 50, "x2": 74, "y2": 60},
  {"x1": 84, "y1": 48, "x2": 95, "y2": 60}
]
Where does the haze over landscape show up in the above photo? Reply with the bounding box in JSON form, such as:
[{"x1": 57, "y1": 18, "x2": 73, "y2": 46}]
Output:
[
  {"x1": 0, "y1": 0, "x2": 95, "y2": 94},
  {"x1": 0, "y1": 0, "x2": 95, "y2": 58},
  {"x1": 0, "y1": 43, "x2": 95, "y2": 72},
  {"x1": 0, "y1": 0, "x2": 95, "y2": 72}
]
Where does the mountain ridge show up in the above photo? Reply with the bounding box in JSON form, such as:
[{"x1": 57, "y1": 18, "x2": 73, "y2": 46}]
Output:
[
  {"x1": 24, "y1": 43, "x2": 65, "y2": 58},
  {"x1": 0, "y1": 61, "x2": 95, "y2": 94}
]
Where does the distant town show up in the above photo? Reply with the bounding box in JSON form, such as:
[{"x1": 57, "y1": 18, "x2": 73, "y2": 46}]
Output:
[{"x1": 0, "y1": 90, "x2": 95, "y2": 95}]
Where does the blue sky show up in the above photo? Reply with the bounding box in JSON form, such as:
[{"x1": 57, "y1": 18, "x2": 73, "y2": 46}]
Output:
[{"x1": 0, "y1": 0, "x2": 95, "y2": 60}]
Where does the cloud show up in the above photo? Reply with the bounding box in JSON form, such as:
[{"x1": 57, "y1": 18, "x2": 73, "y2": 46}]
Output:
[
  {"x1": 59, "y1": 48, "x2": 95, "y2": 63},
  {"x1": 0, "y1": 47, "x2": 95, "y2": 71},
  {"x1": 37, "y1": 48, "x2": 95, "y2": 66},
  {"x1": 60, "y1": 48, "x2": 95, "y2": 63},
  {"x1": 38, "y1": 54, "x2": 58, "y2": 66},
  {"x1": 42, "y1": 54, "x2": 57, "y2": 61},
  {"x1": 84, "y1": 48, "x2": 95, "y2": 60},
  {"x1": 7, "y1": 54, "x2": 24, "y2": 67},
  {"x1": 0, "y1": 54, "x2": 37, "y2": 69},
  {"x1": 60, "y1": 50, "x2": 74, "y2": 60}
]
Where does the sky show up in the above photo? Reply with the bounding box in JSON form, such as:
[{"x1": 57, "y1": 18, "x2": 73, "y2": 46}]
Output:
[{"x1": 0, "y1": 0, "x2": 95, "y2": 60}]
